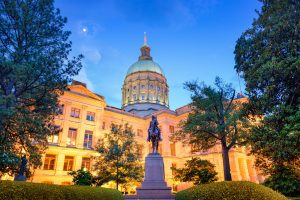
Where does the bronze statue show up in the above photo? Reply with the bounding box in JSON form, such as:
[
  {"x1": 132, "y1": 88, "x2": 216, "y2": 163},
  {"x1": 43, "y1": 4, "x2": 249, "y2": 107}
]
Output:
[
  {"x1": 147, "y1": 115, "x2": 162, "y2": 154},
  {"x1": 14, "y1": 155, "x2": 27, "y2": 181}
]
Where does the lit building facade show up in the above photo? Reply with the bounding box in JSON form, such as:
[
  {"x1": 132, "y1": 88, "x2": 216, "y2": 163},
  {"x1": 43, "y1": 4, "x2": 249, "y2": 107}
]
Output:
[{"x1": 20, "y1": 37, "x2": 264, "y2": 191}]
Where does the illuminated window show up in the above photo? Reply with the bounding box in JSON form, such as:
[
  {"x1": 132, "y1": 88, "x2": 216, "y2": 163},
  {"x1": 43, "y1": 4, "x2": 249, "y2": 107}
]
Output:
[
  {"x1": 84, "y1": 130, "x2": 93, "y2": 149},
  {"x1": 67, "y1": 128, "x2": 77, "y2": 146},
  {"x1": 157, "y1": 86, "x2": 160, "y2": 91},
  {"x1": 63, "y1": 156, "x2": 74, "y2": 171},
  {"x1": 169, "y1": 125, "x2": 175, "y2": 133},
  {"x1": 86, "y1": 111, "x2": 95, "y2": 121},
  {"x1": 43, "y1": 154, "x2": 56, "y2": 170},
  {"x1": 48, "y1": 126, "x2": 60, "y2": 144},
  {"x1": 141, "y1": 95, "x2": 145, "y2": 100},
  {"x1": 158, "y1": 144, "x2": 162, "y2": 155},
  {"x1": 170, "y1": 143, "x2": 176, "y2": 156},
  {"x1": 56, "y1": 105, "x2": 64, "y2": 115},
  {"x1": 137, "y1": 129, "x2": 143, "y2": 137},
  {"x1": 61, "y1": 181, "x2": 71, "y2": 185},
  {"x1": 171, "y1": 163, "x2": 177, "y2": 176},
  {"x1": 82, "y1": 157, "x2": 91, "y2": 171},
  {"x1": 42, "y1": 181, "x2": 54, "y2": 184},
  {"x1": 191, "y1": 144, "x2": 199, "y2": 154},
  {"x1": 149, "y1": 85, "x2": 154, "y2": 89},
  {"x1": 70, "y1": 108, "x2": 80, "y2": 118},
  {"x1": 172, "y1": 184, "x2": 178, "y2": 192}
]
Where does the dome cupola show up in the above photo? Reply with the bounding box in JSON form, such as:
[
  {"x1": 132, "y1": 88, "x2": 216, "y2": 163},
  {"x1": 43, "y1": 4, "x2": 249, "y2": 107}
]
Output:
[{"x1": 122, "y1": 33, "x2": 169, "y2": 116}]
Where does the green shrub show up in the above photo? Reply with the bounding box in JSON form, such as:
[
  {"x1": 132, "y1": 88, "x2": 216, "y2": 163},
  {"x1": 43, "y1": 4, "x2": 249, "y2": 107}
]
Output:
[
  {"x1": 68, "y1": 169, "x2": 93, "y2": 186},
  {"x1": 263, "y1": 169, "x2": 300, "y2": 197},
  {"x1": 176, "y1": 181, "x2": 288, "y2": 200},
  {"x1": 0, "y1": 181, "x2": 123, "y2": 200}
]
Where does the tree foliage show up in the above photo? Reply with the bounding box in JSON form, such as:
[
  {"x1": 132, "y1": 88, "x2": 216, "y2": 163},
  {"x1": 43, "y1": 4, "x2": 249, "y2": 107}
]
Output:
[
  {"x1": 68, "y1": 169, "x2": 93, "y2": 186},
  {"x1": 0, "y1": 0, "x2": 82, "y2": 177},
  {"x1": 171, "y1": 77, "x2": 250, "y2": 181},
  {"x1": 172, "y1": 157, "x2": 218, "y2": 185},
  {"x1": 94, "y1": 124, "x2": 143, "y2": 190},
  {"x1": 234, "y1": 0, "x2": 300, "y2": 196}
]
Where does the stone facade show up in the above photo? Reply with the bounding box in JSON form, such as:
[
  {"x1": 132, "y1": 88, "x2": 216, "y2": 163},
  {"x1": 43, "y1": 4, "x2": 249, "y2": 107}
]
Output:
[{"x1": 10, "y1": 82, "x2": 263, "y2": 192}]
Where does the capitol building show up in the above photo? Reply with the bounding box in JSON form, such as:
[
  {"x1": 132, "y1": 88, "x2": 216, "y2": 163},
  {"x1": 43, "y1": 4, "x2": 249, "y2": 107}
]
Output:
[{"x1": 26, "y1": 37, "x2": 264, "y2": 191}]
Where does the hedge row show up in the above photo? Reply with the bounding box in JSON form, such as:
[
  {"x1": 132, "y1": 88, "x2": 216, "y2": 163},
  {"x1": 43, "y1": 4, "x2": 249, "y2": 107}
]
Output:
[
  {"x1": 0, "y1": 181, "x2": 123, "y2": 200},
  {"x1": 176, "y1": 181, "x2": 287, "y2": 200}
]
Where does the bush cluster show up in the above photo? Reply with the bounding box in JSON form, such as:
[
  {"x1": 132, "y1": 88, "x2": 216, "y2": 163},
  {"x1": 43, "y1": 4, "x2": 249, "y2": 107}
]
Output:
[
  {"x1": 175, "y1": 181, "x2": 287, "y2": 200},
  {"x1": 0, "y1": 181, "x2": 123, "y2": 200}
]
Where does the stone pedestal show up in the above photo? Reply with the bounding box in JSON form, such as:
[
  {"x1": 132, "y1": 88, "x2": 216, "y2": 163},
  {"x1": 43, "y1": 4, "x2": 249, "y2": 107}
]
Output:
[
  {"x1": 14, "y1": 174, "x2": 26, "y2": 181},
  {"x1": 125, "y1": 153, "x2": 174, "y2": 200}
]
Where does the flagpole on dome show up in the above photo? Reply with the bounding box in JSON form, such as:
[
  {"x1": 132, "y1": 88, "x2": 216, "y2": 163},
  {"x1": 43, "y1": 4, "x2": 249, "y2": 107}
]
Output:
[{"x1": 144, "y1": 32, "x2": 147, "y2": 46}]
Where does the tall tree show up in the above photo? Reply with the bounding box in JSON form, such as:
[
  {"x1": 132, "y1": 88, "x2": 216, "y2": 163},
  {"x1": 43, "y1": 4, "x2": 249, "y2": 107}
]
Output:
[
  {"x1": 0, "y1": 0, "x2": 82, "y2": 177},
  {"x1": 94, "y1": 124, "x2": 143, "y2": 190},
  {"x1": 171, "y1": 77, "x2": 250, "y2": 181},
  {"x1": 234, "y1": 0, "x2": 300, "y2": 196}
]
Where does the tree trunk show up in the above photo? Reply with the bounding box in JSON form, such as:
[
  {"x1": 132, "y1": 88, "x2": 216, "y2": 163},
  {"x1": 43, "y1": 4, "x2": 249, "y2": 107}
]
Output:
[
  {"x1": 221, "y1": 143, "x2": 232, "y2": 181},
  {"x1": 116, "y1": 166, "x2": 119, "y2": 190}
]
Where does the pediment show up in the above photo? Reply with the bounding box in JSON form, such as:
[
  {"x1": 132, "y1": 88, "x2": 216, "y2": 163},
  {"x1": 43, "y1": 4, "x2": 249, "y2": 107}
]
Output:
[{"x1": 67, "y1": 85, "x2": 105, "y2": 103}]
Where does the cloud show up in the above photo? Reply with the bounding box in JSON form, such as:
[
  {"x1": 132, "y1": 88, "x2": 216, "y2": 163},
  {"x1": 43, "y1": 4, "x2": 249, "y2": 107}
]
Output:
[
  {"x1": 81, "y1": 46, "x2": 102, "y2": 64},
  {"x1": 166, "y1": 0, "x2": 219, "y2": 29},
  {"x1": 74, "y1": 64, "x2": 95, "y2": 91}
]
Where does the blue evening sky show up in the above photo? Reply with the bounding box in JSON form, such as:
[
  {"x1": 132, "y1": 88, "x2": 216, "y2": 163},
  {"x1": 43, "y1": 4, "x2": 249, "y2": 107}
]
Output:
[{"x1": 55, "y1": 0, "x2": 261, "y2": 110}]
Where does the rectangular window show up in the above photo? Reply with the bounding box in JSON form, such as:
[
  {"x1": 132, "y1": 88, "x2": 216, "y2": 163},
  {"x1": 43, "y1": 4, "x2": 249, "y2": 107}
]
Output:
[
  {"x1": 67, "y1": 128, "x2": 77, "y2": 146},
  {"x1": 70, "y1": 108, "x2": 80, "y2": 118},
  {"x1": 170, "y1": 143, "x2": 176, "y2": 156},
  {"x1": 47, "y1": 125, "x2": 61, "y2": 144},
  {"x1": 102, "y1": 122, "x2": 106, "y2": 130},
  {"x1": 137, "y1": 129, "x2": 143, "y2": 137},
  {"x1": 171, "y1": 163, "x2": 177, "y2": 176},
  {"x1": 81, "y1": 157, "x2": 91, "y2": 171},
  {"x1": 63, "y1": 156, "x2": 74, "y2": 171},
  {"x1": 191, "y1": 144, "x2": 199, "y2": 154},
  {"x1": 86, "y1": 111, "x2": 95, "y2": 121},
  {"x1": 158, "y1": 144, "x2": 162, "y2": 155},
  {"x1": 43, "y1": 154, "x2": 56, "y2": 170},
  {"x1": 169, "y1": 125, "x2": 175, "y2": 134},
  {"x1": 56, "y1": 105, "x2": 64, "y2": 115},
  {"x1": 84, "y1": 130, "x2": 93, "y2": 149}
]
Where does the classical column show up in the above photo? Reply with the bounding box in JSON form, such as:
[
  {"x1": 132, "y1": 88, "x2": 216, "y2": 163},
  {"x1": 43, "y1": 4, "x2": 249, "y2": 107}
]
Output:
[
  {"x1": 75, "y1": 155, "x2": 82, "y2": 170},
  {"x1": 94, "y1": 108, "x2": 102, "y2": 145},
  {"x1": 60, "y1": 101, "x2": 72, "y2": 147},
  {"x1": 77, "y1": 105, "x2": 87, "y2": 149},
  {"x1": 241, "y1": 158, "x2": 250, "y2": 181},
  {"x1": 56, "y1": 153, "x2": 65, "y2": 172}
]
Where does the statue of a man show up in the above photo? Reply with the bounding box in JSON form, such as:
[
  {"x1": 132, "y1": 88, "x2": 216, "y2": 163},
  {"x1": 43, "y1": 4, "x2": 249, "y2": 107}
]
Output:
[
  {"x1": 19, "y1": 155, "x2": 27, "y2": 176},
  {"x1": 14, "y1": 155, "x2": 27, "y2": 181},
  {"x1": 147, "y1": 116, "x2": 162, "y2": 153}
]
